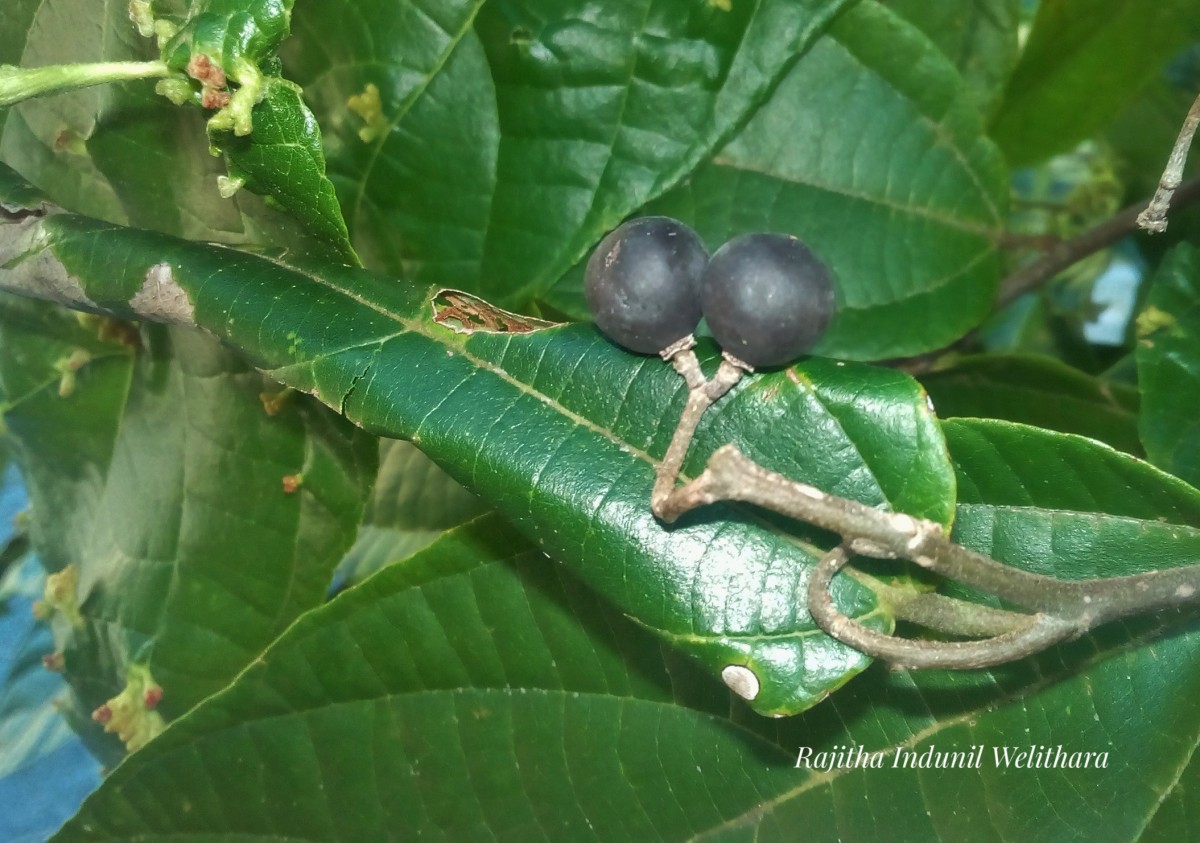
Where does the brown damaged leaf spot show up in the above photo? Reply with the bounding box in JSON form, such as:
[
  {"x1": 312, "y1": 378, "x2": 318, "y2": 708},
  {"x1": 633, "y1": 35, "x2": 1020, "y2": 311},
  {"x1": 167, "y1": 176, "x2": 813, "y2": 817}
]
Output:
[
  {"x1": 432, "y1": 289, "x2": 558, "y2": 335},
  {"x1": 0, "y1": 200, "x2": 53, "y2": 221}
]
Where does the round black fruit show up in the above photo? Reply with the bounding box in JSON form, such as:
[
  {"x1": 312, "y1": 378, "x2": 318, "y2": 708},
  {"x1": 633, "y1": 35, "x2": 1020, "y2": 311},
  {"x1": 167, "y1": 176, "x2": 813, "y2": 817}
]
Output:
[
  {"x1": 585, "y1": 216, "x2": 708, "y2": 354},
  {"x1": 701, "y1": 233, "x2": 836, "y2": 367}
]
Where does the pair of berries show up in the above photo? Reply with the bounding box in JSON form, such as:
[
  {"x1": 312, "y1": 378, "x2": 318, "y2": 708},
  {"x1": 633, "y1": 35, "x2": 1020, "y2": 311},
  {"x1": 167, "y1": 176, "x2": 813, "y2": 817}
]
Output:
[{"x1": 584, "y1": 217, "x2": 836, "y2": 367}]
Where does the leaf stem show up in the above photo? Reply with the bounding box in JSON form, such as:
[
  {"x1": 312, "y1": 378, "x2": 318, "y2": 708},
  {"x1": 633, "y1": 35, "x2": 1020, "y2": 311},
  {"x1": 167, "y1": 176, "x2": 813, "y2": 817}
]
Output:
[
  {"x1": 808, "y1": 546, "x2": 1077, "y2": 669},
  {"x1": 658, "y1": 442, "x2": 1200, "y2": 669},
  {"x1": 650, "y1": 345, "x2": 749, "y2": 519},
  {"x1": 874, "y1": 582, "x2": 1035, "y2": 638},
  {"x1": 0, "y1": 61, "x2": 171, "y2": 108}
]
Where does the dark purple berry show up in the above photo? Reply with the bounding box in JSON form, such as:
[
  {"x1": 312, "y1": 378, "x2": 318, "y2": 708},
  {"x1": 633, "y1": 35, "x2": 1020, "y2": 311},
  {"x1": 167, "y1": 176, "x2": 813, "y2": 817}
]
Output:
[
  {"x1": 701, "y1": 234, "x2": 836, "y2": 367},
  {"x1": 585, "y1": 217, "x2": 708, "y2": 354}
]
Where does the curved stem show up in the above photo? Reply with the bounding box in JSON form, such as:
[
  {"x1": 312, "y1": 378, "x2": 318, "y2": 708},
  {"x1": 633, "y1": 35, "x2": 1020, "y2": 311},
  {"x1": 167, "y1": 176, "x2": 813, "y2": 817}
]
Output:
[
  {"x1": 808, "y1": 546, "x2": 1077, "y2": 669},
  {"x1": 1, "y1": 61, "x2": 170, "y2": 108},
  {"x1": 659, "y1": 443, "x2": 1200, "y2": 669},
  {"x1": 651, "y1": 349, "x2": 748, "y2": 520},
  {"x1": 665, "y1": 444, "x2": 1084, "y2": 610}
]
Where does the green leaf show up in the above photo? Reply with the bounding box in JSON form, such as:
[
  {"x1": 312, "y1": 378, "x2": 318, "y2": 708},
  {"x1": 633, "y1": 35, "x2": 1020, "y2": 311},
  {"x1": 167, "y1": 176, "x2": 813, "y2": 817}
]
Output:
[
  {"x1": 157, "y1": 0, "x2": 357, "y2": 264},
  {"x1": 0, "y1": 297, "x2": 376, "y2": 753},
  {"x1": 51, "y1": 508, "x2": 1200, "y2": 841},
  {"x1": 0, "y1": 0, "x2": 330, "y2": 260},
  {"x1": 920, "y1": 353, "x2": 1141, "y2": 455},
  {"x1": 0, "y1": 0, "x2": 42, "y2": 135},
  {"x1": 989, "y1": 0, "x2": 1200, "y2": 166},
  {"x1": 1137, "y1": 243, "x2": 1200, "y2": 487},
  {"x1": 1, "y1": 185, "x2": 964, "y2": 714},
  {"x1": 0, "y1": 552, "x2": 102, "y2": 840},
  {"x1": 0, "y1": 0, "x2": 138, "y2": 226},
  {"x1": 54, "y1": 514, "x2": 787, "y2": 841},
  {"x1": 598, "y1": 0, "x2": 1009, "y2": 360},
  {"x1": 1107, "y1": 53, "x2": 1200, "y2": 202},
  {"x1": 334, "y1": 438, "x2": 485, "y2": 588},
  {"x1": 160, "y1": 0, "x2": 295, "y2": 71},
  {"x1": 282, "y1": 0, "x2": 856, "y2": 303},
  {"x1": 209, "y1": 78, "x2": 358, "y2": 265},
  {"x1": 944, "y1": 418, "x2": 1200, "y2": 582},
  {"x1": 885, "y1": 0, "x2": 1021, "y2": 117}
]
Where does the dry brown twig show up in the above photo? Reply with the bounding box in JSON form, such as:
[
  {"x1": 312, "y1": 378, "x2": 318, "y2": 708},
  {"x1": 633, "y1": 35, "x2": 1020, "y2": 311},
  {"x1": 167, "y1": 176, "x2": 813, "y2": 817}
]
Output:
[
  {"x1": 1138, "y1": 91, "x2": 1200, "y2": 233},
  {"x1": 650, "y1": 94, "x2": 1200, "y2": 672},
  {"x1": 650, "y1": 351, "x2": 1200, "y2": 671}
]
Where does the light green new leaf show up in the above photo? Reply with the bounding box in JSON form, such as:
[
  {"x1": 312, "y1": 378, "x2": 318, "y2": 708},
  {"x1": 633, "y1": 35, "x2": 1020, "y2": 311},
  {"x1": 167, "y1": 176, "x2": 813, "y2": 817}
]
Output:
[
  {"x1": 1137, "y1": 243, "x2": 1200, "y2": 488},
  {"x1": 282, "y1": 0, "x2": 857, "y2": 303},
  {"x1": 0, "y1": 296, "x2": 376, "y2": 754},
  {"x1": 990, "y1": 0, "x2": 1200, "y2": 166}
]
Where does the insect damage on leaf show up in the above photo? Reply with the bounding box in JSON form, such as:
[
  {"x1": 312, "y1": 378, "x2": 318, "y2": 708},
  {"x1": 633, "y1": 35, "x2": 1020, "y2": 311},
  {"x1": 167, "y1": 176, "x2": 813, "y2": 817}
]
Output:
[
  {"x1": 432, "y1": 290, "x2": 557, "y2": 335},
  {"x1": 347, "y1": 83, "x2": 387, "y2": 143},
  {"x1": 32, "y1": 563, "x2": 83, "y2": 628},
  {"x1": 130, "y1": 262, "x2": 195, "y2": 326},
  {"x1": 90, "y1": 664, "x2": 167, "y2": 753}
]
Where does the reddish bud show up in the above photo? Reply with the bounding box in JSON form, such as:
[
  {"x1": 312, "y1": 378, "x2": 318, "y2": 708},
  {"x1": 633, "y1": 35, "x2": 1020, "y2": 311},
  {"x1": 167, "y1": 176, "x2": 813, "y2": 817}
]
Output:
[
  {"x1": 186, "y1": 54, "x2": 226, "y2": 88},
  {"x1": 144, "y1": 686, "x2": 164, "y2": 709},
  {"x1": 201, "y1": 88, "x2": 231, "y2": 109},
  {"x1": 281, "y1": 474, "x2": 303, "y2": 494},
  {"x1": 92, "y1": 704, "x2": 113, "y2": 724},
  {"x1": 42, "y1": 652, "x2": 65, "y2": 671}
]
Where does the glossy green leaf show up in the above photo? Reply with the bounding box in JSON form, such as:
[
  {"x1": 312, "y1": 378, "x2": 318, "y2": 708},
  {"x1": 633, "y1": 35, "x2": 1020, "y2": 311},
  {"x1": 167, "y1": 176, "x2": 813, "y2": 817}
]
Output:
[
  {"x1": 160, "y1": 0, "x2": 295, "y2": 71},
  {"x1": 209, "y1": 78, "x2": 357, "y2": 264},
  {"x1": 0, "y1": 172, "x2": 964, "y2": 714},
  {"x1": 605, "y1": 0, "x2": 1008, "y2": 360},
  {"x1": 55, "y1": 513, "x2": 789, "y2": 841},
  {"x1": 945, "y1": 418, "x2": 1200, "y2": 582},
  {"x1": 989, "y1": 0, "x2": 1200, "y2": 166},
  {"x1": 154, "y1": 0, "x2": 352, "y2": 260},
  {"x1": 152, "y1": 0, "x2": 357, "y2": 264},
  {"x1": 1137, "y1": 243, "x2": 1200, "y2": 488},
  {"x1": 920, "y1": 353, "x2": 1141, "y2": 455},
  {"x1": 282, "y1": 0, "x2": 856, "y2": 302},
  {"x1": 1, "y1": 0, "x2": 353, "y2": 264},
  {"x1": 0, "y1": 0, "x2": 138, "y2": 226},
  {"x1": 0, "y1": 296, "x2": 375, "y2": 754},
  {"x1": 0, "y1": 0, "x2": 327, "y2": 260},
  {"x1": 53, "y1": 502, "x2": 1200, "y2": 841},
  {"x1": 886, "y1": 0, "x2": 1021, "y2": 117},
  {"x1": 333, "y1": 438, "x2": 485, "y2": 589}
]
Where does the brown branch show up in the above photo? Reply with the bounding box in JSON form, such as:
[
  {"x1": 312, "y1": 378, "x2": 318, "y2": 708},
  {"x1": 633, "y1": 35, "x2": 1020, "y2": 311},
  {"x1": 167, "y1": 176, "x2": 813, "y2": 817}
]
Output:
[
  {"x1": 656, "y1": 442, "x2": 1200, "y2": 669},
  {"x1": 1138, "y1": 91, "x2": 1200, "y2": 233},
  {"x1": 995, "y1": 173, "x2": 1200, "y2": 310},
  {"x1": 808, "y1": 546, "x2": 1076, "y2": 670},
  {"x1": 650, "y1": 345, "x2": 748, "y2": 519}
]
